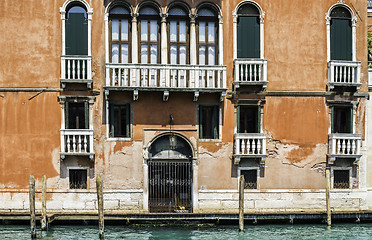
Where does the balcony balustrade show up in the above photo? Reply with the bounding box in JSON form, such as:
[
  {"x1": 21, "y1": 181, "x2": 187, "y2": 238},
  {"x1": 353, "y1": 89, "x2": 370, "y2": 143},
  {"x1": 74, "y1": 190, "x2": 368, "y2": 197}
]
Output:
[
  {"x1": 328, "y1": 133, "x2": 361, "y2": 164},
  {"x1": 234, "y1": 133, "x2": 267, "y2": 164},
  {"x1": 61, "y1": 55, "x2": 92, "y2": 88},
  {"x1": 327, "y1": 60, "x2": 361, "y2": 90},
  {"x1": 60, "y1": 129, "x2": 94, "y2": 160},
  {"x1": 105, "y1": 63, "x2": 226, "y2": 101},
  {"x1": 234, "y1": 59, "x2": 268, "y2": 89}
]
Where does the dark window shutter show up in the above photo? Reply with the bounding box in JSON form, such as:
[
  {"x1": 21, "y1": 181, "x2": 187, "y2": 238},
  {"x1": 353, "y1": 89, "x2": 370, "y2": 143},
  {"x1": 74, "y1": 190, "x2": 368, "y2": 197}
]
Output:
[
  {"x1": 109, "y1": 104, "x2": 114, "y2": 137},
  {"x1": 65, "y1": 102, "x2": 69, "y2": 129},
  {"x1": 212, "y1": 105, "x2": 219, "y2": 139},
  {"x1": 237, "y1": 16, "x2": 260, "y2": 58},
  {"x1": 237, "y1": 106, "x2": 241, "y2": 133},
  {"x1": 330, "y1": 19, "x2": 352, "y2": 61},
  {"x1": 125, "y1": 104, "x2": 130, "y2": 138},
  {"x1": 348, "y1": 107, "x2": 353, "y2": 133},
  {"x1": 84, "y1": 102, "x2": 89, "y2": 129},
  {"x1": 330, "y1": 106, "x2": 334, "y2": 133},
  {"x1": 199, "y1": 105, "x2": 203, "y2": 139},
  {"x1": 66, "y1": 13, "x2": 88, "y2": 55},
  {"x1": 257, "y1": 106, "x2": 261, "y2": 133}
]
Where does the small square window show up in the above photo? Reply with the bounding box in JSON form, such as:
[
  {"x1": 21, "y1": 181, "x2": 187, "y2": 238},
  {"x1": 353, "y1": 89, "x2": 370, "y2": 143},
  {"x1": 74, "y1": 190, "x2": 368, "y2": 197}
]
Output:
[
  {"x1": 199, "y1": 105, "x2": 219, "y2": 139},
  {"x1": 69, "y1": 169, "x2": 87, "y2": 189},
  {"x1": 109, "y1": 103, "x2": 130, "y2": 138},
  {"x1": 334, "y1": 170, "x2": 350, "y2": 189},
  {"x1": 241, "y1": 170, "x2": 257, "y2": 189}
]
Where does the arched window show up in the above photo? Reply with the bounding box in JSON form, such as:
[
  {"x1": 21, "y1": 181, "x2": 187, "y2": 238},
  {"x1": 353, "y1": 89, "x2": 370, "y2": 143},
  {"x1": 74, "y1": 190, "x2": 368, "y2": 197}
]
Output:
[
  {"x1": 168, "y1": 7, "x2": 189, "y2": 65},
  {"x1": 237, "y1": 3, "x2": 260, "y2": 58},
  {"x1": 139, "y1": 6, "x2": 160, "y2": 64},
  {"x1": 65, "y1": 5, "x2": 88, "y2": 55},
  {"x1": 109, "y1": 6, "x2": 131, "y2": 63},
  {"x1": 197, "y1": 8, "x2": 218, "y2": 65},
  {"x1": 330, "y1": 7, "x2": 352, "y2": 61}
]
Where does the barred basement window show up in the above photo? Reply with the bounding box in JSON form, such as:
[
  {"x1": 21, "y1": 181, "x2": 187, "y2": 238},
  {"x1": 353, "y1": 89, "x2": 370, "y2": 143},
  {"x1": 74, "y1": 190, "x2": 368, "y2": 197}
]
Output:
[
  {"x1": 69, "y1": 169, "x2": 87, "y2": 189},
  {"x1": 241, "y1": 170, "x2": 257, "y2": 189},
  {"x1": 334, "y1": 170, "x2": 350, "y2": 189},
  {"x1": 199, "y1": 105, "x2": 219, "y2": 139},
  {"x1": 109, "y1": 103, "x2": 130, "y2": 138}
]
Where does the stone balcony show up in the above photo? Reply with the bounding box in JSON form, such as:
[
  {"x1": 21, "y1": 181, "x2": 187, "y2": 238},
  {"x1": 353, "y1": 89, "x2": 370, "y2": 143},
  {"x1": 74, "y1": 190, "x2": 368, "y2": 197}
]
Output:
[
  {"x1": 234, "y1": 133, "x2": 267, "y2": 165},
  {"x1": 104, "y1": 63, "x2": 227, "y2": 101},
  {"x1": 60, "y1": 129, "x2": 94, "y2": 160},
  {"x1": 328, "y1": 133, "x2": 361, "y2": 164},
  {"x1": 60, "y1": 55, "x2": 92, "y2": 88},
  {"x1": 327, "y1": 60, "x2": 361, "y2": 90},
  {"x1": 233, "y1": 58, "x2": 268, "y2": 89}
]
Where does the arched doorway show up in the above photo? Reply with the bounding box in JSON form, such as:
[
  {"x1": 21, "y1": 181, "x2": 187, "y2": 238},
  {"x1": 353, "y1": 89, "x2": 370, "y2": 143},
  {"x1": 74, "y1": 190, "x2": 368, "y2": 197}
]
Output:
[{"x1": 147, "y1": 133, "x2": 193, "y2": 213}]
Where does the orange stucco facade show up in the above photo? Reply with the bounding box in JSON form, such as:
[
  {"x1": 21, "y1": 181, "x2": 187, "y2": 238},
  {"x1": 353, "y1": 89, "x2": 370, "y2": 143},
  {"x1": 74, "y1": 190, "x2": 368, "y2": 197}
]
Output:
[{"x1": 0, "y1": 0, "x2": 370, "y2": 213}]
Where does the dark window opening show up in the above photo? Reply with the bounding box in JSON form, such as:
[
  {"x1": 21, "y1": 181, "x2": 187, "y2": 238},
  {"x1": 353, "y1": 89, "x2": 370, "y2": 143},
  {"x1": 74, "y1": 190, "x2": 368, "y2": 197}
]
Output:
[
  {"x1": 334, "y1": 170, "x2": 350, "y2": 189},
  {"x1": 66, "y1": 102, "x2": 88, "y2": 129},
  {"x1": 238, "y1": 106, "x2": 260, "y2": 133},
  {"x1": 109, "y1": 103, "x2": 130, "y2": 138},
  {"x1": 66, "y1": 5, "x2": 88, "y2": 55},
  {"x1": 199, "y1": 105, "x2": 219, "y2": 139},
  {"x1": 241, "y1": 170, "x2": 257, "y2": 189},
  {"x1": 69, "y1": 169, "x2": 87, "y2": 189},
  {"x1": 332, "y1": 106, "x2": 352, "y2": 133}
]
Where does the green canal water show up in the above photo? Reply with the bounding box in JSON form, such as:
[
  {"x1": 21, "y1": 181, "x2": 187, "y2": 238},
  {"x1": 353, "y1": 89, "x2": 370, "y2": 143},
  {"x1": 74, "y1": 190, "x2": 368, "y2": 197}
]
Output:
[{"x1": 1, "y1": 224, "x2": 372, "y2": 239}]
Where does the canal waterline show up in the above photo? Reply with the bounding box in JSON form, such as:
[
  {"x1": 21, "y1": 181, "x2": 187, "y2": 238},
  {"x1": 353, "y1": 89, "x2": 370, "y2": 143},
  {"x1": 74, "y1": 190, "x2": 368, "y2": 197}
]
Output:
[{"x1": 1, "y1": 224, "x2": 372, "y2": 239}]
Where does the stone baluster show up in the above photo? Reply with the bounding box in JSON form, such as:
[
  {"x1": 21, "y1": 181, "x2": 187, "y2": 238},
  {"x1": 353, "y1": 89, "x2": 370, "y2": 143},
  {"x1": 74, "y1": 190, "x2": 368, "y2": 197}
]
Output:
[{"x1": 241, "y1": 139, "x2": 246, "y2": 154}]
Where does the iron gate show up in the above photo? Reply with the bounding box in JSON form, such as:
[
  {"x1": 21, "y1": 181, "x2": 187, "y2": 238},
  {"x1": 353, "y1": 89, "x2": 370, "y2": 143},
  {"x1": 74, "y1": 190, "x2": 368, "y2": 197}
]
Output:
[{"x1": 148, "y1": 161, "x2": 192, "y2": 213}]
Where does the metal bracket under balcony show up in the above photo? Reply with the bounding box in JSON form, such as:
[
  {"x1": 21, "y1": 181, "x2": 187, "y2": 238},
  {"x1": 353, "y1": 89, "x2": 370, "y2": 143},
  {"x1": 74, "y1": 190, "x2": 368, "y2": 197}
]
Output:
[
  {"x1": 327, "y1": 60, "x2": 361, "y2": 91},
  {"x1": 328, "y1": 133, "x2": 361, "y2": 164},
  {"x1": 60, "y1": 55, "x2": 92, "y2": 89},
  {"x1": 234, "y1": 133, "x2": 267, "y2": 165},
  {"x1": 60, "y1": 129, "x2": 94, "y2": 161},
  {"x1": 234, "y1": 59, "x2": 268, "y2": 89},
  {"x1": 104, "y1": 63, "x2": 227, "y2": 102}
]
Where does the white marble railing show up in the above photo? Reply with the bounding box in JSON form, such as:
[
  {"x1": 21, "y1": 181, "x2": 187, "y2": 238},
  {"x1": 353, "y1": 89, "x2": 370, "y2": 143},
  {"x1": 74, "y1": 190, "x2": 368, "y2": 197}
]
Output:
[
  {"x1": 105, "y1": 64, "x2": 226, "y2": 90},
  {"x1": 234, "y1": 59, "x2": 267, "y2": 88},
  {"x1": 60, "y1": 129, "x2": 93, "y2": 154},
  {"x1": 368, "y1": 68, "x2": 372, "y2": 88},
  {"x1": 61, "y1": 56, "x2": 92, "y2": 80},
  {"x1": 234, "y1": 133, "x2": 267, "y2": 156},
  {"x1": 327, "y1": 60, "x2": 361, "y2": 88},
  {"x1": 329, "y1": 133, "x2": 361, "y2": 156}
]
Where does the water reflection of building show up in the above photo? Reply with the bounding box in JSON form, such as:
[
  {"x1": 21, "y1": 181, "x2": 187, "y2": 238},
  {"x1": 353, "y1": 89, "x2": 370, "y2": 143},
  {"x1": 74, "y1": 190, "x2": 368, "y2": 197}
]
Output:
[{"x1": 0, "y1": 0, "x2": 371, "y2": 214}]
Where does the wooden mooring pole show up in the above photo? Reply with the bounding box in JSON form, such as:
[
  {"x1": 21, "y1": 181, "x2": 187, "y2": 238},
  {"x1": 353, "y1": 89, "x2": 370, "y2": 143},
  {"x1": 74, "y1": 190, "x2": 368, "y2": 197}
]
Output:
[
  {"x1": 96, "y1": 174, "x2": 104, "y2": 239},
  {"x1": 29, "y1": 175, "x2": 36, "y2": 239},
  {"x1": 326, "y1": 167, "x2": 331, "y2": 226},
  {"x1": 239, "y1": 175, "x2": 245, "y2": 232},
  {"x1": 41, "y1": 174, "x2": 48, "y2": 231}
]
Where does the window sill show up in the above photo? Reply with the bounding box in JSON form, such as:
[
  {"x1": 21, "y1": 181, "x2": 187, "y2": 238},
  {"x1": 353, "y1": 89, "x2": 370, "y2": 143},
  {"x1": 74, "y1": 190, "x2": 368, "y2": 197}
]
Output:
[
  {"x1": 198, "y1": 138, "x2": 222, "y2": 143},
  {"x1": 107, "y1": 137, "x2": 132, "y2": 142}
]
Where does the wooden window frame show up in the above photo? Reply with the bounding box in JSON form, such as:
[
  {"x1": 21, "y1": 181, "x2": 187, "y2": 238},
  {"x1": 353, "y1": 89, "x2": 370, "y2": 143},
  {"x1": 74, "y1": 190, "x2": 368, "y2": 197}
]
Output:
[
  {"x1": 198, "y1": 104, "x2": 220, "y2": 140},
  {"x1": 138, "y1": 14, "x2": 161, "y2": 64},
  {"x1": 196, "y1": 15, "x2": 218, "y2": 65},
  {"x1": 108, "y1": 102, "x2": 131, "y2": 139},
  {"x1": 167, "y1": 14, "x2": 190, "y2": 65},
  {"x1": 109, "y1": 13, "x2": 132, "y2": 63}
]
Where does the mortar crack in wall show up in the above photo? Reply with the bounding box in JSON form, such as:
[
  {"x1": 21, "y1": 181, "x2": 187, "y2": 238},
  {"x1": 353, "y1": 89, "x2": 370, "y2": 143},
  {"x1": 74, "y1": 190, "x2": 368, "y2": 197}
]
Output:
[{"x1": 198, "y1": 152, "x2": 217, "y2": 158}]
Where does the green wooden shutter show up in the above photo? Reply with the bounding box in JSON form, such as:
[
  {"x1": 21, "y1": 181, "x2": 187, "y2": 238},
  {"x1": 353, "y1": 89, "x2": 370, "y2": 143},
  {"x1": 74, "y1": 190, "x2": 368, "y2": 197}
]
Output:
[
  {"x1": 66, "y1": 13, "x2": 88, "y2": 55},
  {"x1": 65, "y1": 102, "x2": 69, "y2": 129},
  {"x1": 84, "y1": 102, "x2": 89, "y2": 129},
  {"x1": 257, "y1": 106, "x2": 261, "y2": 133},
  {"x1": 330, "y1": 19, "x2": 352, "y2": 61},
  {"x1": 199, "y1": 105, "x2": 203, "y2": 139},
  {"x1": 126, "y1": 104, "x2": 130, "y2": 138},
  {"x1": 330, "y1": 106, "x2": 334, "y2": 133},
  {"x1": 348, "y1": 107, "x2": 353, "y2": 134},
  {"x1": 212, "y1": 105, "x2": 219, "y2": 139},
  {"x1": 109, "y1": 104, "x2": 115, "y2": 137},
  {"x1": 237, "y1": 106, "x2": 241, "y2": 133},
  {"x1": 237, "y1": 17, "x2": 260, "y2": 58}
]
